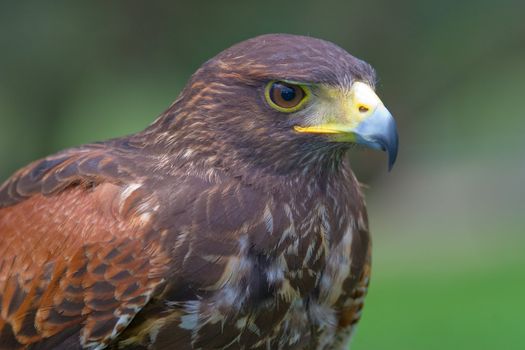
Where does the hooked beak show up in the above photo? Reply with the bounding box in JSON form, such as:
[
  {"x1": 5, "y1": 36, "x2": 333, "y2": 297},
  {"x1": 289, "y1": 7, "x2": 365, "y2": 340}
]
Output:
[{"x1": 294, "y1": 82, "x2": 399, "y2": 170}]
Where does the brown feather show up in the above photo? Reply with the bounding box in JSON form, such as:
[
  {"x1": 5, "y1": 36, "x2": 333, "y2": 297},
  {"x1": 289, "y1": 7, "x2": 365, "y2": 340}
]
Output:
[{"x1": 0, "y1": 147, "x2": 171, "y2": 348}]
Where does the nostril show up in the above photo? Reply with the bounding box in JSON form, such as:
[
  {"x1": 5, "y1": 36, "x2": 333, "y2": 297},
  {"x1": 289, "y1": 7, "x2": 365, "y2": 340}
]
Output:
[{"x1": 358, "y1": 105, "x2": 369, "y2": 113}]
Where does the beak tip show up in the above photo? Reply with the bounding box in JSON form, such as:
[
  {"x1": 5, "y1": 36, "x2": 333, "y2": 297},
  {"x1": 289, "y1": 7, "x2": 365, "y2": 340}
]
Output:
[
  {"x1": 387, "y1": 151, "x2": 397, "y2": 172},
  {"x1": 386, "y1": 133, "x2": 398, "y2": 172}
]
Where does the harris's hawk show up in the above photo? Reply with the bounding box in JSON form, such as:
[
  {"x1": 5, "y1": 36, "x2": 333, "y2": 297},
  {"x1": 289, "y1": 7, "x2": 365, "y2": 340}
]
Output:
[{"x1": 0, "y1": 34, "x2": 398, "y2": 349}]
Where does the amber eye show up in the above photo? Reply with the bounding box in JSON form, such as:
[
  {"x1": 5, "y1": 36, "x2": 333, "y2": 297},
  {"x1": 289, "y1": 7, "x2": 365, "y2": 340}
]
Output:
[{"x1": 265, "y1": 81, "x2": 308, "y2": 112}]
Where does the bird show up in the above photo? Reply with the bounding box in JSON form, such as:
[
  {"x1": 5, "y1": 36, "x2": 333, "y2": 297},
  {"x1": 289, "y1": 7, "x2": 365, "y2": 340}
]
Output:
[{"x1": 0, "y1": 34, "x2": 398, "y2": 350}]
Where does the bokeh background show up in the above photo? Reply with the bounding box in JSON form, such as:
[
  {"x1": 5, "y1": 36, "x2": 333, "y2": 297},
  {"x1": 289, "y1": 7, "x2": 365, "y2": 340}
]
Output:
[{"x1": 1, "y1": 1, "x2": 524, "y2": 349}]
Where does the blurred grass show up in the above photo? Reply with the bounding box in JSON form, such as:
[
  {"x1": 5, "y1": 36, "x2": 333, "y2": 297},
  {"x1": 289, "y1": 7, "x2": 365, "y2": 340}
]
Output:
[{"x1": 353, "y1": 226, "x2": 525, "y2": 350}]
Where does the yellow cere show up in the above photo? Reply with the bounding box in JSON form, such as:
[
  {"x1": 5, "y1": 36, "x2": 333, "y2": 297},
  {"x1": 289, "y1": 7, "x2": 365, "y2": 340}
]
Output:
[
  {"x1": 294, "y1": 82, "x2": 383, "y2": 135},
  {"x1": 350, "y1": 82, "x2": 382, "y2": 117}
]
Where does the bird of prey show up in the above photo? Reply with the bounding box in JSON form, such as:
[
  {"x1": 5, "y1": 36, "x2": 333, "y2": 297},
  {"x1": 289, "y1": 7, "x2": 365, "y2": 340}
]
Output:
[{"x1": 0, "y1": 34, "x2": 398, "y2": 349}]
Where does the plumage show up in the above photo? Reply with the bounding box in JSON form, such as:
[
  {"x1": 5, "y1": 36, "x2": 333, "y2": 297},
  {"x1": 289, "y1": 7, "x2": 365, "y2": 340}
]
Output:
[{"x1": 0, "y1": 34, "x2": 397, "y2": 349}]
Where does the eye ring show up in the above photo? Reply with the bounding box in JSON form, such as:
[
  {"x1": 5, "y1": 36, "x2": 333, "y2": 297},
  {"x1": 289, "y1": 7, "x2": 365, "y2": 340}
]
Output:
[{"x1": 265, "y1": 81, "x2": 310, "y2": 112}]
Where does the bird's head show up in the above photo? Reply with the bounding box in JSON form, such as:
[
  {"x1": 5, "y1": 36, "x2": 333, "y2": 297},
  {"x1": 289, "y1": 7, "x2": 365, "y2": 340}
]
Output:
[{"x1": 153, "y1": 34, "x2": 398, "y2": 174}]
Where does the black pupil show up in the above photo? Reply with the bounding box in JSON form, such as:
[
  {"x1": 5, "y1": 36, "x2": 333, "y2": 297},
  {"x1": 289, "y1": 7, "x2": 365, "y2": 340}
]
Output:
[{"x1": 279, "y1": 85, "x2": 296, "y2": 101}]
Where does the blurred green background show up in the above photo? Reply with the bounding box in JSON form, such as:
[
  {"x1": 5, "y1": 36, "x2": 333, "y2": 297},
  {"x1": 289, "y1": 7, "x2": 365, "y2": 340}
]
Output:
[{"x1": 1, "y1": 1, "x2": 524, "y2": 349}]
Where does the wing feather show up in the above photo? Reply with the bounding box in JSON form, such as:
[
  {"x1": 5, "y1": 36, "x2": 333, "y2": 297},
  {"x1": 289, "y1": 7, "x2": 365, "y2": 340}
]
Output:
[{"x1": 0, "y1": 146, "x2": 169, "y2": 349}]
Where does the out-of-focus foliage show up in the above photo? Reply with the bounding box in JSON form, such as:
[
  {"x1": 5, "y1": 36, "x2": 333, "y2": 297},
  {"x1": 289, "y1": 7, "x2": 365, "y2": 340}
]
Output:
[{"x1": 1, "y1": 1, "x2": 523, "y2": 348}]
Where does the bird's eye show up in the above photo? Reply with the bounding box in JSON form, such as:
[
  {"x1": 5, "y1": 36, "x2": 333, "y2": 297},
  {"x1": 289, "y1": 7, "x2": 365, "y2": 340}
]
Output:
[{"x1": 265, "y1": 81, "x2": 309, "y2": 112}]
